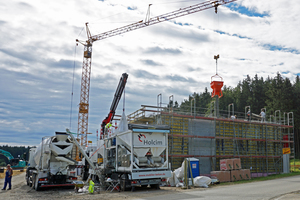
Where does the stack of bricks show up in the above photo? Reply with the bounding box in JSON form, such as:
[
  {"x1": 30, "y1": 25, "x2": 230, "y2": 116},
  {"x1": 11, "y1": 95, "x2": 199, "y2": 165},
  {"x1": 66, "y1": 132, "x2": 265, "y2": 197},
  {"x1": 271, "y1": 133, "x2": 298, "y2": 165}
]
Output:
[{"x1": 210, "y1": 158, "x2": 251, "y2": 182}]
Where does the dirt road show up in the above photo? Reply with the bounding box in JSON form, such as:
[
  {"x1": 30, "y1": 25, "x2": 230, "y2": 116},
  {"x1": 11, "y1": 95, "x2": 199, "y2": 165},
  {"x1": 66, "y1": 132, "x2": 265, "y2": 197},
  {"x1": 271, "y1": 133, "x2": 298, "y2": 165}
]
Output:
[{"x1": 0, "y1": 172, "x2": 190, "y2": 200}]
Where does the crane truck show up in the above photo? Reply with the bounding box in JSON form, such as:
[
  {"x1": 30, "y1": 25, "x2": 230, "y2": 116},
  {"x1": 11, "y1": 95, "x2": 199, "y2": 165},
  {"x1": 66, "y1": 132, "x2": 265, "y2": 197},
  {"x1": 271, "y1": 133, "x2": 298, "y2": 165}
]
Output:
[{"x1": 25, "y1": 132, "x2": 78, "y2": 191}]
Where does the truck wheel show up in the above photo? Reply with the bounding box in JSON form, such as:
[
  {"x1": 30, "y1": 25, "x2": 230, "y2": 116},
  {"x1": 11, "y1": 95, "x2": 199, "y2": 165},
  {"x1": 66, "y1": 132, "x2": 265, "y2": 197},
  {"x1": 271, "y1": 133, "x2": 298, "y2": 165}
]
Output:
[
  {"x1": 120, "y1": 179, "x2": 125, "y2": 191},
  {"x1": 120, "y1": 174, "x2": 132, "y2": 191},
  {"x1": 26, "y1": 168, "x2": 31, "y2": 186},
  {"x1": 131, "y1": 186, "x2": 135, "y2": 192}
]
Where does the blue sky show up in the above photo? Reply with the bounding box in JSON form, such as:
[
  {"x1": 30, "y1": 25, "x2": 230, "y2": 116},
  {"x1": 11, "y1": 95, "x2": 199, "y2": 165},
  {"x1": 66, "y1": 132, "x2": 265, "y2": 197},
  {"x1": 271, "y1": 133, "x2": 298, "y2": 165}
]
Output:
[{"x1": 0, "y1": 0, "x2": 299, "y2": 146}]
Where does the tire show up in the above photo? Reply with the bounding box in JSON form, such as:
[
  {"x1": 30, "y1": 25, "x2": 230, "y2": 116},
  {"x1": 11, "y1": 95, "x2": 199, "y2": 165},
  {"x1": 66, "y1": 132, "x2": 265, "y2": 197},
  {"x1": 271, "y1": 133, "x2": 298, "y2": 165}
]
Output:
[
  {"x1": 120, "y1": 174, "x2": 131, "y2": 191},
  {"x1": 26, "y1": 168, "x2": 33, "y2": 187},
  {"x1": 120, "y1": 179, "x2": 125, "y2": 191},
  {"x1": 25, "y1": 169, "x2": 30, "y2": 186},
  {"x1": 131, "y1": 186, "x2": 135, "y2": 192}
]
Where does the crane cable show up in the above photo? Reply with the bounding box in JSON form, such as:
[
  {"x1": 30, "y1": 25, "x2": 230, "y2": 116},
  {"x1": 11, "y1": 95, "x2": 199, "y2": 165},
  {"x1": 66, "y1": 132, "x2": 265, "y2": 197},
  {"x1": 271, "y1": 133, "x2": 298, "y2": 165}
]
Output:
[
  {"x1": 69, "y1": 43, "x2": 78, "y2": 130},
  {"x1": 214, "y1": 3, "x2": 220, "y2": 75},
  {"x1": 123, "y1": 88, "x2": 125, "y2": 112},
  {"x1": 69, "y1": 27, "x2": 84, "y2": 130}
]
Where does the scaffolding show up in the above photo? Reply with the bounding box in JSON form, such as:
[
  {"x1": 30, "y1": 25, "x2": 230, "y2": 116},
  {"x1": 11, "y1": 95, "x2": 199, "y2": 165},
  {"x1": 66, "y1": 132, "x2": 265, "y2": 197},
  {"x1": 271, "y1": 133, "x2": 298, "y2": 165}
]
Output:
[{"x1": 127, "y1": 105, "x2": 294, "y2": 177}]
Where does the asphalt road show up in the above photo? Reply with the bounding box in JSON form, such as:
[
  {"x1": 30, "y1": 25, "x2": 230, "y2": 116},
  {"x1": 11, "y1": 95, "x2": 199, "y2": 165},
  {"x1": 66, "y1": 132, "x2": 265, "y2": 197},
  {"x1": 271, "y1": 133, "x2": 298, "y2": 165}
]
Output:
[{"x1": 136, "y1": 175, "x2": 300, "y2": 200}]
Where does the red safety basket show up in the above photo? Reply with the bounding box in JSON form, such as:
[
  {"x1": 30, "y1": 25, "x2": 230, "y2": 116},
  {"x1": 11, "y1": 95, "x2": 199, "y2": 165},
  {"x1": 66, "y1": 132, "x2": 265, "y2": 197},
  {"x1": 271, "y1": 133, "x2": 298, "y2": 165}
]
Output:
[{"x1": 210, "y1": 74, "x2": 223, "y2": 98}]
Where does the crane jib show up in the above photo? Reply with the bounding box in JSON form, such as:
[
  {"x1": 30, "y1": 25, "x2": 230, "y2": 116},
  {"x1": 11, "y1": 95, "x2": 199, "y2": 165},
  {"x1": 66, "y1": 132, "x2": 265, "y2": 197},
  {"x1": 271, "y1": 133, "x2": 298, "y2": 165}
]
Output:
[{"x1": 89, "y1": 0, "x2": 237, "y2": 42}]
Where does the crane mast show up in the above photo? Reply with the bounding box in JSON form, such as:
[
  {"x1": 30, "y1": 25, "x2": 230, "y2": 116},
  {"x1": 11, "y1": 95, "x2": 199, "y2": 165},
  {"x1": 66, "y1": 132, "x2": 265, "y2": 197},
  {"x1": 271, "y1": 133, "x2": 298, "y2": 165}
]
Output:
[{"x1": 76, "y1": 0, "x2": 237, "y2": 157}]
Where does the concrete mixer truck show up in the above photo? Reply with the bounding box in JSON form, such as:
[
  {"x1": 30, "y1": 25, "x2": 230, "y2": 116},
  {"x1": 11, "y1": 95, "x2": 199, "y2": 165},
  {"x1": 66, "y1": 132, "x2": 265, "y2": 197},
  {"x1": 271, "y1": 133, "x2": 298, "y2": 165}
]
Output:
[{"x1": 25, "y1": 132, "x2": 78, "y2": 191}]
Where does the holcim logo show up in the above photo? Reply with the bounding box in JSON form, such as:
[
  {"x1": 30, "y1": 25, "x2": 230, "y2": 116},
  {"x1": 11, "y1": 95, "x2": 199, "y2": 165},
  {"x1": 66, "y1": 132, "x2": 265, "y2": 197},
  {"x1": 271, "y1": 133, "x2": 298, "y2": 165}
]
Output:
[
  {"x1": 138, "y1": 133, "x2": 163, "y2": 145},
  {"x1": 143, "y1": 140, "x2": 163, "y2": 145},
  {"x1": 138, "y1": 134, "x2": 146, "y2": 142}
]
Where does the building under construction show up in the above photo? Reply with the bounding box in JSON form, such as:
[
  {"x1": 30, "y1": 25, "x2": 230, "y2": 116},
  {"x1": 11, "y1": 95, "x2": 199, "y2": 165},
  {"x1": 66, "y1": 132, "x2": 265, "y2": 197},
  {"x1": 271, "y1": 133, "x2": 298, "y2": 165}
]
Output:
[{"x1": 127, "y1": 103, "x2": 294, "y2": 177}]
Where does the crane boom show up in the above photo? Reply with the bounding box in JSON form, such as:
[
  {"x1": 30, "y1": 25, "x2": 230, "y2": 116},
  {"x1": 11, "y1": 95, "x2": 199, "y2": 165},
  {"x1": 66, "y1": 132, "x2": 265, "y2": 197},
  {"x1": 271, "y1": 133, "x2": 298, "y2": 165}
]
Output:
[
  {"x1": 76, "y1": 0, "x2": 237, "y2": 155},
  {"x1": 101, "y1": 73, "x2": 128, "y2": 136}
]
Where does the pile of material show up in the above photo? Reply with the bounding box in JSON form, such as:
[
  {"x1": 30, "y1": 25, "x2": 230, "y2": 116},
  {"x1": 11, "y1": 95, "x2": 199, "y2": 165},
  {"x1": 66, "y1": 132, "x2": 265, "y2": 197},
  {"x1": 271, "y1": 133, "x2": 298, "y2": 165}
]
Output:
[
  {"x1": 167, "y1": 158, "x2": 211, "y2": 188},
  {"x1": 211, "y1": 158, "x2": 251, "y2": 182}
]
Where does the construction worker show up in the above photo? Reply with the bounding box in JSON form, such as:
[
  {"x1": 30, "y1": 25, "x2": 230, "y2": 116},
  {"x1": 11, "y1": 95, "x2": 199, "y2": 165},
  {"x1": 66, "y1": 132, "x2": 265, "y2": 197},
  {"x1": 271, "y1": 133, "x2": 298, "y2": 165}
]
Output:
[
  {"x1": 88, "y1": 179, "x2": 94, "y2": 194},
  {"x1": 260, "y1": 109, "x2": 266, "y2": 122},
  {"x1": 105, "y1": 122, "x2": 114, "y2": 135},
  {"x1": 247, "y1": 109, "x2": 251, "y2": 121},
  {"x1": 2, "y1": 164, "x2": 13, "y2": 190}
]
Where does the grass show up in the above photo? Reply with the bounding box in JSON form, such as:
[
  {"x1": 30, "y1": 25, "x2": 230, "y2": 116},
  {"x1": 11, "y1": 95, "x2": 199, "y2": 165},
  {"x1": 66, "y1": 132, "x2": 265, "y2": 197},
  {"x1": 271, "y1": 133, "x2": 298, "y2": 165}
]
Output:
[{"x1": 0, "y1": 170, "x2": 25, "y2": 179}]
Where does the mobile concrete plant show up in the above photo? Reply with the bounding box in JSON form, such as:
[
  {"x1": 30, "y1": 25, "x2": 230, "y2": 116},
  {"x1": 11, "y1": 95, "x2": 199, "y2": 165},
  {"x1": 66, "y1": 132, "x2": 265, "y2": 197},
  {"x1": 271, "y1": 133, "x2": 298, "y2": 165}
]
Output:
[{"x1": 72, "y1": 113, "x2": 172, "y2": 191}]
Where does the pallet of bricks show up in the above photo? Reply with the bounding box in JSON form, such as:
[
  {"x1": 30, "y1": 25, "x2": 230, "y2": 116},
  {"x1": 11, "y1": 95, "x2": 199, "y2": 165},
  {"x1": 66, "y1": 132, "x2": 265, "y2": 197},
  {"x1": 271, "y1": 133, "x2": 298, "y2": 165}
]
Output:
[{"x1": 211, "y1": 158, "x2": 251, "y2": 182}]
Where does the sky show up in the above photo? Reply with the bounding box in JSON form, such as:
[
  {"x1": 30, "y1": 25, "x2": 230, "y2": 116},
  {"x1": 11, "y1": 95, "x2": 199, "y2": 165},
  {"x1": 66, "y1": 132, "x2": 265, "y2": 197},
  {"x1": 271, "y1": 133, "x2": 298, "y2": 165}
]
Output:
[{"x1": 0, "y1": 0, "x2": 299, "y2": 147}]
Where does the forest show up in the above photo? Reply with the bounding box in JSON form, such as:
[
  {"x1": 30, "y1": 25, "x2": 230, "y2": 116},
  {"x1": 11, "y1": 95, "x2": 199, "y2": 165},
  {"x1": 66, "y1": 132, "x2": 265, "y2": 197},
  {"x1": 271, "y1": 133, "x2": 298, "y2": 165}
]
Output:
[{"x1": 176, "y1": 72, "x2": 300, "y2": 157}]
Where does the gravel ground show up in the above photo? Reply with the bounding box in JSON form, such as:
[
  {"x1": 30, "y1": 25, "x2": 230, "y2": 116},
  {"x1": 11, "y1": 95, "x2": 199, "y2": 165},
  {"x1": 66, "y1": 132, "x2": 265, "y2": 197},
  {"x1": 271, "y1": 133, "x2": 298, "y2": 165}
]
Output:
[
  {"x1": 2, "y1": 172, "x2": 300, "y2": 200},
  {"x1": 0, "y1": 172, "x2": 195, "y2": 200}
]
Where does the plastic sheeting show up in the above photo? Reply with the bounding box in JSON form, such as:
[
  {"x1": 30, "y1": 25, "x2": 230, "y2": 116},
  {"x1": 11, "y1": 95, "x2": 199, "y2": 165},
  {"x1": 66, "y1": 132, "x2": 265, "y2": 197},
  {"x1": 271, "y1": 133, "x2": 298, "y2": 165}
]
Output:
[
  {"x1": 193, "y1": 176, "x2": 211, "y2": 188},
  {"x1": 117, "y1": 112, "x2": 129, "y2": 133},
  {"x1": 173, "y1": 159, "x2": 186, "y2": 180},
  {"x1": 170, "y1": 159, "x2": 212, "y2": 188},
  {"x1": 167, "y1": 172, "x2": 180, "y2": 187}
]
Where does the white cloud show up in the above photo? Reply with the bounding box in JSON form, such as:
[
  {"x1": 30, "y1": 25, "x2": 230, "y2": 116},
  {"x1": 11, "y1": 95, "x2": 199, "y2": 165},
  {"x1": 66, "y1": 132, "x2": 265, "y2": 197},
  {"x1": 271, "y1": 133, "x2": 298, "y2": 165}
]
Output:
[{"x1": 0, "y1": 0, "x2": 299, "y2": 146}]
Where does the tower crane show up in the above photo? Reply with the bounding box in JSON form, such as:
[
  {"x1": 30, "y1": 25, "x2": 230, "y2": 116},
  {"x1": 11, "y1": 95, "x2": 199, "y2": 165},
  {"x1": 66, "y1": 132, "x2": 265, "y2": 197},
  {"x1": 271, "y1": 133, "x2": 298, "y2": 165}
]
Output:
[{"x1": 75, "y1": 0, "x2": 237, "y2": 158}]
